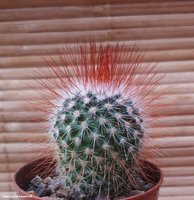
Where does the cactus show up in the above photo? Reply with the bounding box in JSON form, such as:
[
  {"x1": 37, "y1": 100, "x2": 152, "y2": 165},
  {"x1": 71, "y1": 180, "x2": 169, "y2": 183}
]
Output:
[
  {"x1": 53, "y1": 91, "x2": 144, "y2": 196},
  {"x1": 40, "y1": 43, "x2": 161, "y2": 199}
]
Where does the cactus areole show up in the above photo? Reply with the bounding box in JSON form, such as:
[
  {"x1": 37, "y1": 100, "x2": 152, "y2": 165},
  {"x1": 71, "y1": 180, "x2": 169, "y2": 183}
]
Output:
[{"x1": 14, "y1": 43, "x2": 163, "y2": 199}]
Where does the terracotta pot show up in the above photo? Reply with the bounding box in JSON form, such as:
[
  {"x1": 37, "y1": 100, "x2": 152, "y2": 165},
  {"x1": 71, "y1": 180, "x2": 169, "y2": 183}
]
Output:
[{"x1": 13, "y1": 157, "x2": 163, "y2": 200}]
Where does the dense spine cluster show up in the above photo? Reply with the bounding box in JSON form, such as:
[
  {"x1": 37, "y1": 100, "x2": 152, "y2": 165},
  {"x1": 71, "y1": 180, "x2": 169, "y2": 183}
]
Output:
[{"x1": 52, "y1": 91, "x2": 144, "y2": 197}]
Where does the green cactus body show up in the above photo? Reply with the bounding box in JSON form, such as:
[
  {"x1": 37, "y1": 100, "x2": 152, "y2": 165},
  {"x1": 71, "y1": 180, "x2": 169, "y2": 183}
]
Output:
[{"x1": 52, "y1": 91, "x2": 144, "y2": 197}]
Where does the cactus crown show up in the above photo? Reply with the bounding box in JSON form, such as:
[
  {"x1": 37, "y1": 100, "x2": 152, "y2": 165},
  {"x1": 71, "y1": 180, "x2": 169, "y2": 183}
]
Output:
[{"x1": 41, "y1": 43, "x2": 160, "y2": 198}]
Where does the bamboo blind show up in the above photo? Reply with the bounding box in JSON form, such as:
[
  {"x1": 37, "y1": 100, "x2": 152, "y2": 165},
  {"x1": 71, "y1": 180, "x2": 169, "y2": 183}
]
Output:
[{"x1": 0, "y1": 0, "x2": 194, "y2": 200}]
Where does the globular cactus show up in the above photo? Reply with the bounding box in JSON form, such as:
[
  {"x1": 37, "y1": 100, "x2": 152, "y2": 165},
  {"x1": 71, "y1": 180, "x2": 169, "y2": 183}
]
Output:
[
  {"x1": 53, "y1": 92, "x2": 144, "y2": 197},
  {"x1": 40, "y1": 43, "x2": 161, "y2": 199}
]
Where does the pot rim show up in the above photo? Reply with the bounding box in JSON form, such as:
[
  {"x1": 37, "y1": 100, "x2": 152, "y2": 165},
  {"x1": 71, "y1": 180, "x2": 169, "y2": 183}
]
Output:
[
  {"x1": 121, "y1": 162, "x2": 163, "y2": 200},
  {"x1": 13, "y1": 157, "x2": 163, "y2": 200}
]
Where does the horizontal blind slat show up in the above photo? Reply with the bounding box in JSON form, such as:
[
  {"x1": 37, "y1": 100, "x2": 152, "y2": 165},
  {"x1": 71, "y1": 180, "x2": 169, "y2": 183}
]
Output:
[
  {"x1": 160, "y1": 186, "x2": 194, "y2": 196},
  {"x1": 1, "y1": 26, "x2": 194, "y2": 45},
  {"x1": 1, "y1": 2, "x2": 194, "y2": 22},
  {"x1": 2, "y1": 60, "x2": 194, "y2": 79},
  {"x1": 1, "y1": 38, "x2": 194, "y2": 57},
  {"x1": 2, "y1": 14, "x2": 194, "y2": 33},
  {"x1": 159, "y1": 196, "x2": 194, "y2": 200}
]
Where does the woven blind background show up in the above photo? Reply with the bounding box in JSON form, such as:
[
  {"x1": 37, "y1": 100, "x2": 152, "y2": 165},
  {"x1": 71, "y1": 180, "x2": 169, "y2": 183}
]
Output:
[{"x1": 0, "y1": 1, "x2": 194, "y2": 200}]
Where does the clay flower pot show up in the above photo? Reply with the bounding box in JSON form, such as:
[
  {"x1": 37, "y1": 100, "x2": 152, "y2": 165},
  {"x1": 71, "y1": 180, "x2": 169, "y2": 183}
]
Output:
[{"x1": 13, "y1": 157, "x2": 163, "y2": 200}]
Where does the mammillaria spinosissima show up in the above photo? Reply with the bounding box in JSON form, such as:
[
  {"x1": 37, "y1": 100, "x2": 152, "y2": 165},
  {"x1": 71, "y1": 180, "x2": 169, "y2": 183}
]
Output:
[{"x1": 38, "y1": 43, "x2": 162, "y2": 199}]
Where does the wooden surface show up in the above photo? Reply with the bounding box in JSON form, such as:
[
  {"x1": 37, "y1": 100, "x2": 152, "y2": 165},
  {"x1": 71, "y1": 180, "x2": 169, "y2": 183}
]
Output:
[{"x1": 0, "y1": 0, "x2": 194, "y2": 200}]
